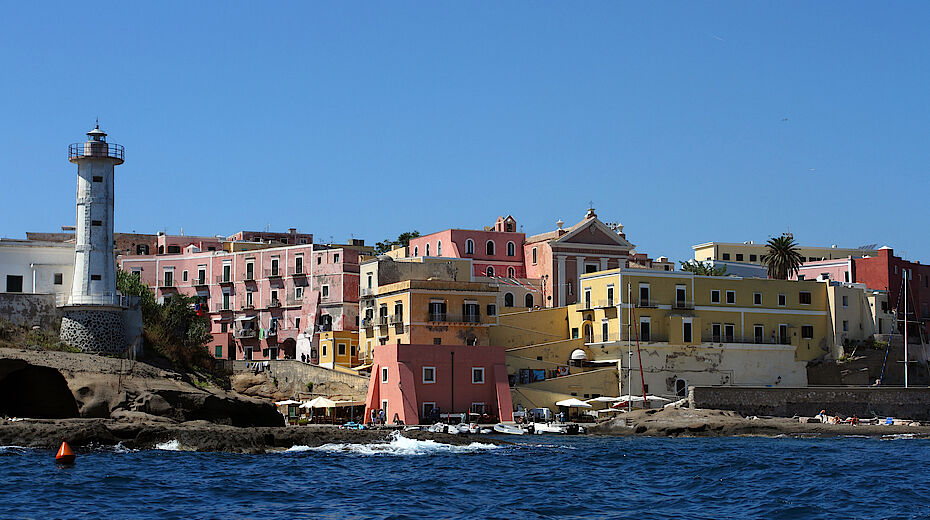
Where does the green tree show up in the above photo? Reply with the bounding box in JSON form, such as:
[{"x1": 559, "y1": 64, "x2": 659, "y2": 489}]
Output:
[
  {"x1": 374, "y1": 230, "x2": 421, "y2": 255},
  {"x1": 679, "y1": 260, "x2": 728, "y2": 276},
  {"x1": 761, "y1": 233, "x2": 804, "y2": 280}
]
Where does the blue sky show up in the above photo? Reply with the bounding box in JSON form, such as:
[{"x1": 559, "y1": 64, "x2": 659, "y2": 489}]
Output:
[{"x1": 1, "y1": 2, "x2": 927, "y2": 262}]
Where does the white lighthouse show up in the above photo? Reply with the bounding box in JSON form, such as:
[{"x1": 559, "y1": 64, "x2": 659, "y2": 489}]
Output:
[
  {"x1": 67, "y1": 123, "x2": 124, "y2": 306},
  {"x1": 59, "y1": 123, "x2": 134, "y2": 355}
]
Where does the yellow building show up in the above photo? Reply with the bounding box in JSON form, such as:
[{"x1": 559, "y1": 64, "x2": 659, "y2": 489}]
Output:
[
  {"x1": 358, "y1": 279, "x2": 499, "y2": 362},
  {"x1": 318, "y1": 330, "x2": 360, "y2": 369},
  {"x1": 693, "y1": 241, "x2": 878, "y2": 265}
]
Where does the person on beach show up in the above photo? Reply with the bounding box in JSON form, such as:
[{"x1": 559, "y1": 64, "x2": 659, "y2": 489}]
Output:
[
  {"x1": 369, "y1": 409, "x2": 376, "y2": 426},
  {"x1": 378, "y1": 409, "x2": 385, "y2": 425}
]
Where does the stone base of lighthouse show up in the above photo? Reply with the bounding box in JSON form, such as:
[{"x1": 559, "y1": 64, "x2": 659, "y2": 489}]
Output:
[{"x1": 59, "y1": 306, "x2": 128, "y2": 354}]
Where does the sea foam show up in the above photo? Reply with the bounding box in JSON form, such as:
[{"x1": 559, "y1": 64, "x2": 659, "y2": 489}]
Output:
[
  {"x1": 155, "y1": 439, "x2": 182, "y2": 451},
  {"x1": 285, "y1": 430, "x2": 498, "y2": 456}
]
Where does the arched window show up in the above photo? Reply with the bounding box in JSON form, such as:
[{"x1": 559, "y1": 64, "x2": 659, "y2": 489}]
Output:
[
  {"x1": 486, "y1": 240, "x2": 495, "y2": 256},
  {"x1": 525, "y1": 293, "x2": 534, "y2": 308},
  {"x1": 507, "y1": 266, "x2": 515, "y2": 278},
  {"x1": 425, "y1": 243, "x2": 430, "y2": 256},
  {"x1": 504, "y1": 292, "x2": 514, "y2": 307},
  {"x1": 583, "y1": 324, "x2": 593, "y2": 344},
  {"x1": 465, "y1": 239, "x2": 474, "y2": 255},
  {"x1": 486, "y1": 266, "x2": 494, "y2": 277},
  {"x1": 675, "y1": 378, "x2": 688, "y2": 397},
  {"x1": 437, "y1": 241, "x2": 442, "y2": 256},
  {"x1": 506, "y1": 241, "x2": 515, "y2": 257},
  {"x1": 413, "y1": 246, "x2": 419, "y2": 256}
]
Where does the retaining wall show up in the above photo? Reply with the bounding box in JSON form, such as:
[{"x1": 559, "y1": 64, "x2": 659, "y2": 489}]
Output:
[
  {"x1": 0, "y1": 293, "x2": 60, "y2": 330},
  {"x1": 233, "y1": 360, "x2": 368, "y2": 393},
  {"x1": 690, "y1": 386, "x2": 930, "y2": 420}
]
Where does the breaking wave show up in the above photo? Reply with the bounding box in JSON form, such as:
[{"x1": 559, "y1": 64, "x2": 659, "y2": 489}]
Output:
[
  {"x1": 155, "y1": 439, "x2": 182, "y2": 451},
  {"x1": 285, "y1": 431, "x2": 499, "y2": 456}
]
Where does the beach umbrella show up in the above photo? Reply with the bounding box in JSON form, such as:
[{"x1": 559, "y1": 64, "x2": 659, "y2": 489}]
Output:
[
  {"x1": 302, "y1": 396, "x2": 337, "y2": 408},
  {"x1": 275, "y1": 399, "x2": 302, "y2": 406},
  {"x1": 555, "y1": 398, "x2": 593, "y2": 408}
]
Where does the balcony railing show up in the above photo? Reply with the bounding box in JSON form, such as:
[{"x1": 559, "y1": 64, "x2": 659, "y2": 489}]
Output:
[
  {"x1": 362, "y1": 317, "x2": 375, "y2": 328},
  {"x1": 159, "y1": 278, "x2": 175, "y2": 288},
  {"x1": 235, "y1": 329, "x2": 257, "y2": 339},
  {"x1": 389, "y1": 313, "x2": 404, "y2": 324},
  {"x1": 265, "y1": 268, "x2": 283, "y2": 278},
  {"x1": 214, "y1": 303, "x2": 232, "y2": 312},
  {"x1": 244, "y1": 271, "x2": 256, "y2": 281},
  {"x1": 69, "y1": 142, "x2": 124, "y2": 161},
  {"x1": 268, "y1": 299, "x2": 282, "y2": 308},
  {"x1": 635, "y1": 299, "x2": 657, "y2": 308},
  {"x1": 597, "y1": 299, "x2": 616, "y2": 308},
  {"x1": 192, "y1": 276, "x2": 208, "y2": 286},
  {"x1": 378, "y1": 316, "x2": 389, "y2": 327},
  {"x1": 285, "y1": 297, "x2": 302, "y2": 307},
  {"x1": 585, "y1": 332, "x2": 622, "y2": 344},
  {"x1": 704, "y1": 334, "x2": 792, "y2": 345},
  {"x1": 290, "y1": 266, "x2": 306, "y2": 276},
  {"x1": 240, "y1": 302, "x2": 255, "y2": 310},
  {"x1": 215, "y1": 275, "x2": 233, "y2": 284},
  {"x1": 428, "y1": 313, "x2": 481, "y2": 324},
  {"x1": 57, "y1": 293, "x2": 129, "y2": 307},
  {"x1": 360, "y1": 287, "x2": 375, "y2": 297},
  {"x1": 672, "y1": 300, "x2": 695, "y2": 310}
]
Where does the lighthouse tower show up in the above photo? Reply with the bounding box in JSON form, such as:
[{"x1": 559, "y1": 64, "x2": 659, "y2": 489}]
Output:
[
  {"x1": 59, "y1": 124, "x2": 131, "y2": 354},
  {"x1": 68, "y1": 123, "x2": 124, "y2": 305}
]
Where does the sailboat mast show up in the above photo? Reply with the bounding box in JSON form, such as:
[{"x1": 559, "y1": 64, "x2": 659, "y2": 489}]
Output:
[
  {"x1": 627, "y1": 282, "x2": 632, "y2": 413},
  {"x1": 904, "y1": 269, "x2": 909, "y2": 388}
]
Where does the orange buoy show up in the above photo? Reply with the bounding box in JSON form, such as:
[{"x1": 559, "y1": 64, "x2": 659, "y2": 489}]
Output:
[{"x1": 55, "y1": 441, "x2": 75, "y2": 464}]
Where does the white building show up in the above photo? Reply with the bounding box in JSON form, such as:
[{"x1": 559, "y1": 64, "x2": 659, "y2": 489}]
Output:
[{"x1": 0, "y1": 238, "x2": 74, "y2": 299}]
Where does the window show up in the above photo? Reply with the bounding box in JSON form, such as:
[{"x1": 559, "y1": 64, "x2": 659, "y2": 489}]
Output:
[
  {"x1": 54, "y1": 273, "x2": 63, "y2": 285},
  {"x1": 639, "y1": 317, "x2": 651, "y2": 342},
  {"x1": 245, "y1": 262, "x2": 254, "y2": 280},
  {"x1": 532, "y1": 247, "x2": 537, "y2": 264},
  {"x1": 487, "y1": 304, "x2": 497, "y2": 316},
  {"x1": 779, "y1": 324, "x2": 789, "y2": 344},
  {"x1": 422, "y1": 402, "x2": 436, "y2": 417},
  {"x1": 367, "y1": 274, "x2": 373, "y2": 289},
  {"x1": 322, "y1": 285, "x2": 330, "y2": 298},
  {"x1": 413, "y1": 246, "x2": 418, "y2": 256},
  {"x1": 381, "y1": 367, "x2": 388, "y2": 383},
  {"x1": 422, "y1": 366, "x2": 436, "y2": 384},
  {"x1": 334, "y1": 253, "x2": 339, "y2": 263},
  {"x1": 163, "y1": 270, "x2": 173, "y2": 286},
  {"x1": 584, "y1": 289, "x2": 592, "y2": 309},
  {"x1": 215, "y1": 345, "x2": 223, "y2": 358},
  {"x1": 295, "y1": 286, "x2": 303, "y2": 299},
  {"x1": 337, "y1": 343, "x2": 346, "y2": 356},
  {"x1": 270, "y1": 289, "x2": 278, "y2": 304},
  {"x1": 724, "y1": 324, "x2": 735, "y2": 342},
  {"x1": 465, "y1": 239, "x2": 474, "y2": 255},
  {"x1": 801, "y1": 325, "x2": 814, "y2": 339},
  {"x1": 711, "y1": 290, "x2": 721, "y2": 303},
  {"x1": 778, "y1": 294, "x2": 786, "y2": 306},
  {"x1": 182, "y1": 270, "x2": 188, "y2": 282},
  {"x1": 6, "y1": 275, "x2": 23, "y2": 293},
  {"x1": 295, "y1": 317, "x2": 301, "y2": 331},
  {"x1": 639, "y1": 284, "x2": 650, "y2": 306},
  {"x1": 506, "y1": 242, "x2": 515, "y2": 257},
  {"x1": 486, "y1": 266, "x2": 495, "y2": 277},
  {"x1": 221, "y1": 322, "x2": 228, "y2": 333},
  {"x1": 508, "y1": 267, "x2": 516, "y2": 278},
  {"x1": 675, "y1": 286, "x2": 687, "y2": 307},
  {"x1": 270, "y1": 258, "x2": 280, "y2": 276},
  {"x1": 682, "y1": 320, "x2": 692, "y2": 343},
  {"x1": 425, "y1": 244, "x2": 430, "y2": 256},
  {"x1": 842, "y1": 320, "x2": 849, "y2": 332},
  {"x1": 486, "y1": 241, "x2": 495, "y2": 256},
  {"x1": 602, "y1": 320, "x2": 609, "y2": 342},
  {"x1": 92, "y1": 175, "x2": 103, "y2": 182},
  {"x1": 472, "y1": 367, "x2": 485, "y2": 384},
  {"x1": 222, "y1": 264, "x2": 232, "y2": 282},
  {"x1": 524, "y1": 293, "x2": 534, "y2": 308},
  {"x1": 736, "y1": 254, "x2": 744, "y2": 261},
  {"x1": 722, "y1": 253, "x2": 730, "y2": 260},
  {"x1": 91, "y1": 220, "x2": 102, "y2": 226},
  {"x1": 351, "y1": 345, "x2": 357, "y2": 356},
  {"x1": 246, "y1": 291, "x2": 253, "y2": 307},
  {"x1": 136, "y1": 244, "x2": 149, "y2": 255},
  {"x1": 726, "y1": 290, "x2": 735, "y2": 304},
  {"x1": 317, "y1": 256, "x2": 322, "y2": 264},
  {"x1": 433, "y1": 337, "x2": 442, "y2": 345},
  {"x1": 712, "y1": 323, "x2": 721, "y2": 342},
  {"x1": 571, "y1": 327, "x2": 579, "y2": 339},
  {"x1": 295, "y1": 255, "x2": 303, "y2": 274},
  {"x1": 167, "y1": 245, "x2": 180, "y2": 254},
  {"x1": 753, "y1": 292, "x2": 762, "y2": 305},
  {"x1": 749, "y1": 254, "x2": 757, "y2": 262},
  {"x1": 607, "y1": 286, "x2": 614, "y2": 306},
  {"x1": 675, "y1": 379, "x2": 687, "y2": 397},
  {"x1": 799, "y1": 291, "x2": 812, "y2": 305},
  {"x1": 842, "y1": 295, "x2": 848, "y2": 307},
  {"x1": 437, "y1": 241, "x2": 442, "y2": 256},
  {"x1": 754, "y1": 325, "x2": 764, "y2": 343}
]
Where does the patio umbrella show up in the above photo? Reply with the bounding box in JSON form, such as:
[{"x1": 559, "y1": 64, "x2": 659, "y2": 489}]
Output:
[
  {"x1": 302, "y1": 396, "x2": 337, "y2": 408},
  {"x1": 555, "y1": 398, "x2": 593, "y2": 408},
  {"x1": 275, "y1": 399, "x2": 302, "y2": 406},
  {"x1": 585, "y1": 396, "x2": 624, "y2": 404}
]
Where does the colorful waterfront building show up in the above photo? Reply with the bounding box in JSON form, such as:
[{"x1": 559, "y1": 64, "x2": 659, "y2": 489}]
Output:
[
  {"x1": 693, "y1": 240, "x2": 878, "y2": 265},
  {"x1": 795, "y1": 246, "x2": 929, "y2": 338},
  {"x1": 408, "y1": 215, "x2": 526, "y2": 279},
  {"x1": 318, "y1": 330, "x2": 360, "y2": 369}
]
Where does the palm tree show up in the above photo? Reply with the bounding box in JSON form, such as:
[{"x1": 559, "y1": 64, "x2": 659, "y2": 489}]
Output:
[{"x1": 761, "y1": 234, "x2": 804, "y2": 279}]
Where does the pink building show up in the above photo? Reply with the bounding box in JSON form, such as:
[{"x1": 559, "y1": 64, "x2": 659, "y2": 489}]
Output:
[
  {"x1": 309, "y1": 247, "x2": 361, "y2": 333},
  {"x1": 408, "y1": 215, "x2": 527, "y2": 279},
  {"x1": 364, "y1": 343, "x2": 513, "y2": 425},
  {"x1": 227, "y1": 228, "x2": 313, "y2": 246},
  {"x1": 120, "y1": 242, "x2": 317, "y2": 361}
]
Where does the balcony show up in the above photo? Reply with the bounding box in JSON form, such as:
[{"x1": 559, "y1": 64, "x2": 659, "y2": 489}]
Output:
[
  {"x1": 285, "y1": 297, "x2": 302, "y2": 307},
  {"x1": 235, "y1": 329, "x2": 258, "y2": 339},
  {"x1": 290, "y1": 266, "x2": 306, "y2": 277},
  {"x1": 672, "y1": 300, "x2": 695, "y2": 310},
  {"x1": 428, "y1": 313, "x2": 481, "y2": 324},
  {"x1": 268, "y1": 299, "x2": 282, "y2": 309},
  {"x1": 240, "y1": 302, "x2": 255, "y2": 311},
  {"x1": 159, "y1": 278, "x2": 175, "y2": 288},
  {"x1": 214, "y1": 303, "x2": 232, "y2": 312},
  {"x1": 635, "y1": 299, "x2": 657, "y2": 308},
  {"x1": 378, "y1": 316, "x2": 389, "y2": 327},
  {"x1": 597, "y1": 299, "x2": 616, "y2": 308},
  {"x1": 192, "y1": 276, "x2": 209, "y2": 286},
  {"x1": 362, "y1": 317, "x2": 375, "y2": 328},
  {"x1": 215, "y1": 275, "x2": 234, "y2": 285},
  {"x1": 360, "y1": 287, "x2": 375, "y2": 297},
  {"x1": 704, "y1": 334, "x2": 792, "y2": 345},
  {"x1": 265, "y1": 268, "x2": 283, "y2": 278},
  {"x1": 244, "y1": 271, "x2": 256, "y2": 282},
  {"x1": 389, "y1": 313, "x2": 404, "y2": 325}
]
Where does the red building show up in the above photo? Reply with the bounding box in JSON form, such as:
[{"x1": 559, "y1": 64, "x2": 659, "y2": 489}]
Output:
[
  {"x1": 364, "y1": 344, "x2": 514, "y2": 425},
  {"x1": 853, "y1": 247, "x2": 929, "y2": 337},
  {"x1": 408, "y1": 215, "x2": 527, "y2": 279}
]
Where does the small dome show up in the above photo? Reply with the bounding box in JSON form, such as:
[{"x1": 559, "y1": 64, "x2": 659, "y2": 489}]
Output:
[{"x1": 570, "y1": 349, "x2": 588, "y2": 361}]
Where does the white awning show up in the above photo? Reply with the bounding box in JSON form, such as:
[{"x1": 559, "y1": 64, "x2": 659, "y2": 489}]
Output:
[
  {"x1": 301, "y1": 396, "x2": 337, "y2": 408},
  {"x1": 235, "y1": 315, "x2": 257, "y2": 322},
  {"x1": 555, "y1": 398, "x2": 592, "y2": 408},
  {"x1": 570, "y1": 349, "x2": 588, "y2": 361},
  {"x1": 275, "y1": 400, "x2": 301, "y2": 406}
]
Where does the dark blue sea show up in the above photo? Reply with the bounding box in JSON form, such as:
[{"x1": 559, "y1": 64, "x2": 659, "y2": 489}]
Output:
[{"x1": 2, "y1": 433, "x2": 929, "y2": 519}]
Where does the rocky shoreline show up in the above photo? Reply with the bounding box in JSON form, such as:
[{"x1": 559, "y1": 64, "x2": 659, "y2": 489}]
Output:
[
  {"x1": 588, "y1": 407, "x2": 930, "y2": 438},
  {"x1": 0, "y1": 418, "x2": 490, "y2": 453}
]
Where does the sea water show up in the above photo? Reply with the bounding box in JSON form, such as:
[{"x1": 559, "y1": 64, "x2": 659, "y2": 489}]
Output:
[{"x1": 1, "y1": 435, "x2": 929, "y2": 519}]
